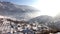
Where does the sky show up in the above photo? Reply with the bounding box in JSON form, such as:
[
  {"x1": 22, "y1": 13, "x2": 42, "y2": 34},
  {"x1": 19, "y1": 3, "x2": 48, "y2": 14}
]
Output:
[
  {"x1": 0, "y1": 0, "x2": 37, "y2": 5},
  {"x1": 1, "y1": 0, "x2": 60, "y2": 17}
]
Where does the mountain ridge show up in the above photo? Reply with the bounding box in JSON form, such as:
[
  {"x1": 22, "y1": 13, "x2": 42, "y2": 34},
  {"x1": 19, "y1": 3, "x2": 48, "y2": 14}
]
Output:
[{"x1": 0, "y1": 1, "x2": 40, "y2": 21}]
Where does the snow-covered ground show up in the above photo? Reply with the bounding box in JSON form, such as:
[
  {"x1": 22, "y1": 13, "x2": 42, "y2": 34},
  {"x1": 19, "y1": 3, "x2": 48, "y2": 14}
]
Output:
[{"x1": 0, "y1": 18, "x2": 59, "y2": 34}]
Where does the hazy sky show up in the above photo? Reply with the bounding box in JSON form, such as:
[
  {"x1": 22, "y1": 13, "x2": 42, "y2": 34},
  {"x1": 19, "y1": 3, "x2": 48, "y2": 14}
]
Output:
[
  {"x1": 0, "y1": 0, "x2": 37, "y2": 5},
  {"x1": 1, "y1": 0, "x2": 60, "y2": 17}
]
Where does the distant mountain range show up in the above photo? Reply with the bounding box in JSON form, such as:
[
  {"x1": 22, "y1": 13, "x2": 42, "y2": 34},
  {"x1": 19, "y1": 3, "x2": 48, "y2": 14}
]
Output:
[
  {"x1": 0, "y1": 1, "x2": 40, "y2": 21},
  {"x1": 28, "y1": 15, "x2": 60, "y2": 31},
  {"x1": 29, "y1": 15, "x2": 53, "y2": 24}
]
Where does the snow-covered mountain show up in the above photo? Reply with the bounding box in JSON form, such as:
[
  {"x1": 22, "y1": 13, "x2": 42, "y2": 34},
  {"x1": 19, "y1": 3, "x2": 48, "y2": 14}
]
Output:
[
  {"x1": 29, "y1": 15, "x2": 53, "y2": 24},
  {"x1": 0, "y1": 1, "x2": 40, "y2": 21},
  {"x1": 48, "y1": 14, "x2": 60, "y2": 31},
  {"x1": 0, "y1": 1, "x2": 60, "y2": 32},
  {"x1": 29, "y1": 15, "x2": 60, "y2": 31}
]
